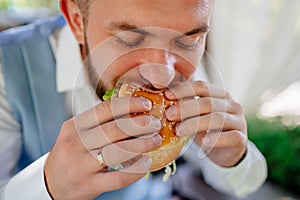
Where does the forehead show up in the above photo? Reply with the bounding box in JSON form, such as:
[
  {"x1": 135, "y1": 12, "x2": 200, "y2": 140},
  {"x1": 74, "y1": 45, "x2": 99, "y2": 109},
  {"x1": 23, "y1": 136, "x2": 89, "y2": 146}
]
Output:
[{"x1": 88, "y1": 0, "x2": 213, "y2": 32}]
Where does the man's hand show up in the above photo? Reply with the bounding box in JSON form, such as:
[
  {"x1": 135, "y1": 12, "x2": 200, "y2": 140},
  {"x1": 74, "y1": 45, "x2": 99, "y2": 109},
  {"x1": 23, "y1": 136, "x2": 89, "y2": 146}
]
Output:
[
  {"x1": 165, "y1": 81, "x2": 247, "y2": 167},
  {"x1": 44, "y1": 96, "x2": 162, "y2": 200}
]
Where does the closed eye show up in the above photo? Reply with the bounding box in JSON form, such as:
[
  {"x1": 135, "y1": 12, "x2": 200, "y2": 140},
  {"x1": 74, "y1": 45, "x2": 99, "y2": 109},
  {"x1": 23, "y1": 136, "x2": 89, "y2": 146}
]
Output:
[
  {"x1": 114, "y1": 28, "x2": 148, "y2": 49},
  {"x1": 173, "y1": 35, "x2": 203, "y2": 50},
  {"x1": 116, "y1": 36, "x2": 146, "y2": 48}
]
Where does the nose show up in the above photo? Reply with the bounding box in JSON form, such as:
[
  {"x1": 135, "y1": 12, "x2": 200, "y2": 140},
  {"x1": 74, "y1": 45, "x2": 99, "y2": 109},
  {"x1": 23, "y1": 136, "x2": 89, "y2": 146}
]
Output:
[{"x1": 139, "y1": 63, "x2": 175, "y2": 89}]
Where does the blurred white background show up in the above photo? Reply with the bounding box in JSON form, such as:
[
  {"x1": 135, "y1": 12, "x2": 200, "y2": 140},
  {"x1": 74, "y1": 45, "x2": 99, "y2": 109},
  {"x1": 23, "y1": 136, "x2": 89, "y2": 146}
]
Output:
[
  {"x1": 206, "y1": 0, "x2": 300, "y2": 120},
  {"x1": 0, "y1": 0, "x2": 58, "y2": 31}
]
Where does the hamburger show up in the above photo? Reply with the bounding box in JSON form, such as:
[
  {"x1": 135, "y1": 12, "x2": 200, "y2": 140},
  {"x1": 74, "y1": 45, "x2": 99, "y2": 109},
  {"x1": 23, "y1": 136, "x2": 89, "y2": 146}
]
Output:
[{"x1": 115, "y1": 83, "x2": 187, "y2": 172}]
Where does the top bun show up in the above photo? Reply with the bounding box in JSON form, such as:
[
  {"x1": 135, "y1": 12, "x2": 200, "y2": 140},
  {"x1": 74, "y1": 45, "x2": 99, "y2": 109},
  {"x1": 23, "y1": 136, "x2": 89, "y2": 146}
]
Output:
[{"x1": 118, "y1": 83, "x2": 186, "y2": 171}]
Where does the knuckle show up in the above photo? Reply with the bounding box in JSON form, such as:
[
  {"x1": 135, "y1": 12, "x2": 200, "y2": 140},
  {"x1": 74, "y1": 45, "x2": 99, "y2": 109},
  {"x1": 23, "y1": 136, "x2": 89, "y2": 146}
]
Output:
[
  {"x1": 177, "y1": 81, "x2": 188, "y2": 90},
  {"x1": 98, "y1": 100, "x2": 112, "y2": 115},
  {"x1": 108, "y1": 121, "x2": 120, "y2": 135},
  {"x1": 211, "y1": 112, "x2": 228, "y2": 128},
  {"x1": 100, "y1": 124, "x2": 115, "y2": 144},
  {"x1": 130, "y1": 96, "x2": 144, "y2": 109},
  {"x1": 58, "y1": 135, "x2": 77, "y2": 156},
  {"x1": 241, "y1": 117, "x2": 247, "y2": 131},
  {"x1": 144, "y1": 136, "x2": 161, "y2": 150},
  {"x1": 225, "y1": 91, "x2": 230, "y2": 98},
  {"x1": 224, "y1": 91, "x2": 232, "y2": 100},
  {"x1": 59, "y1": 119, "x2": 78, "y2": 144},
  {"x1": 202, "y1": 97, "x2": 213, "y2": 112},
  {"x1": 233, "y1": 131, "x2": 246, "y2": 146},
  {"x1": 196, "y1": 81, "x2": 209, "y2": 95},
  {"x1": 136, "y1": 115, "x2": 151, "y2": 127},
  {"x1": 140, "y1": 139, "x2": 153, "y2": 152},
  {"x1": 123, "y1": 139, "x2": 143, "y2": 154},
  {"x1": 61, "y1": 119, "x2": 75, "y2": 131},
  {"x1": 212, "y1": 111, "x2": 225, "y2": 120},
  {"x1": 196, "y1": 80, "x2": 206, "y2": 88},
  {"x1": 233, "y1": 101, "x2": 244, "y2": 114},
  {"x1": 102, "y1": 145, "x2": 120, "y2": 165}
]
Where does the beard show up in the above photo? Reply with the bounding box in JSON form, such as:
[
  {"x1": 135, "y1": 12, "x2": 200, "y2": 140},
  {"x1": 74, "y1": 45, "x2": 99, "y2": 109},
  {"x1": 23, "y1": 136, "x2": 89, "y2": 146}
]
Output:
[{"x1": 82, "y1": 34, "x2": 107, "y2": 100}]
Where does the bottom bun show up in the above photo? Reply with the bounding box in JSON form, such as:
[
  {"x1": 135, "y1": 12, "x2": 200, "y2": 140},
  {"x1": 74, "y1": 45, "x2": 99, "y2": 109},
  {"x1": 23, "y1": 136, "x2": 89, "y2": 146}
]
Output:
[{"x1": 144, "y1": 136, "x2": 186, "y2": 171}]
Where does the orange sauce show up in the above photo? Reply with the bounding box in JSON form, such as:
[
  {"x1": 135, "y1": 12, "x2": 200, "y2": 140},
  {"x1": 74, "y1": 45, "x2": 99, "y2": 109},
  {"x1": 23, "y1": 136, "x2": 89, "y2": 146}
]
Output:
[{"x1": 132, "y1": 90, "x2": 177, "y2": 146}]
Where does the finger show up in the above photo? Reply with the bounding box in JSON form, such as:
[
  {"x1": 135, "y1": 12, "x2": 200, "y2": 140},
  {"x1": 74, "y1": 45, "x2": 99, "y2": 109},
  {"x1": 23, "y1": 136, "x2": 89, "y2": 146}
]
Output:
[
  {"x1": 75, "y1": 96, "x2": 152, "y2": 130},
  {"x1": 166, "y1": 97, "x2": 233, "y2": 121},
  {"x1": 200, "y1": 130, "x2": 247, "y2": 149},
  {"x1": 101, "y1": 134, "x2": 162, "y2": 167},
  {"x1": 175, "y1": 112, "x2": 245, "y2": 137},
  {"x1": 120, "y1": 156, "x2": 153, "y2": 173},
  {"x1": 80, "y1": 115, "x2": 161, "y2": 150},
  {"x1": 165, "y1": 81, "x2": 227, "y2": 100},
  {"x1": 89, "y1": 151, "x2": 148, "y2": 173},
  {"x1": 91, "y1": 156, "x2": 152, "y2": 194}
]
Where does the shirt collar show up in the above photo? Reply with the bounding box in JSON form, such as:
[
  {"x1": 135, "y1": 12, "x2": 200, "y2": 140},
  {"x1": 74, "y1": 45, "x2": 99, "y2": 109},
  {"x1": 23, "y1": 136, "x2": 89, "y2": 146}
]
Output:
[{"x1": 51, "y1": 25, "x2": 87, "y2": 93}]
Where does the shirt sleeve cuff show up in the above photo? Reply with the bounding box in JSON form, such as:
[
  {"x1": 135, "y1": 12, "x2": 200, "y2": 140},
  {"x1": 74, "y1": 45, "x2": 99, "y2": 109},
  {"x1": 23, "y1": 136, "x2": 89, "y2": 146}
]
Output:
[
  {"x1": 201, "y1": 141, "x2": 267, "y2": 198},
  {"x1": 3, "y1": 154, "x2": 52, "y2": 200},
  {"x1": 183, "y1": 141, "x2": 267, "y2": 198}
]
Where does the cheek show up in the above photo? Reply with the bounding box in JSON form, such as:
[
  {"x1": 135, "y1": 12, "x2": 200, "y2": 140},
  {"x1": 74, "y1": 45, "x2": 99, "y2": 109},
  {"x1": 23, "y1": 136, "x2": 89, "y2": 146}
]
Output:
[
  {"x1": 85, "y1": 30, "x2": 110, "y2": 51},
  {"x1": 175, "y1": 65, "x2": 195, "y2": 79},
  {"x1": 171, "y1": 47, "x2": 205, "y2": 80},
  {"x1": 174, "y1": 58, "x2": 197, "y2": 80},
  {"x1": 85, "y1": 18, "x2": 111, "y2": 51},
  {"x1": 91, "y1": 46, "x2": 199, "y2": 89}
]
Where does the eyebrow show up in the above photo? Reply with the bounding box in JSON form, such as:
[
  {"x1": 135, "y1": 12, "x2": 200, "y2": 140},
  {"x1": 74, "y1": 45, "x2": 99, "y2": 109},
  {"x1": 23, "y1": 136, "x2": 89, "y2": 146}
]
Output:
[
  {"x1": 109, "y1": 22, "x2": 149, "y2": 35},
  {"x1": 184, "y1": 25, "x2": 210, "y2": 36},
  {"x1": 108, "y1": 22, "x2": 210, "y2": 36}
]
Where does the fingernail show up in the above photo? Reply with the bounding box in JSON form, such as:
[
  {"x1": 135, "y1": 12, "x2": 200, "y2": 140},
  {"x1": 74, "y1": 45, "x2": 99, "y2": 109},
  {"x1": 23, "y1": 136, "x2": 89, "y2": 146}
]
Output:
[
  {"x1": 144, "y1": 156, "x2": 153, "y2": 169},
  {"x1": 152, "y1": 134, "x2": 162, "y2": 145},
  {"x1": 166, "y1": 106, "x2": 177, "y2": 120},
  {"x1": 142, "y1": 98, "x2": 152, "y2": 110},
  {"x1": 165, "y1": 90, "x2": 175, "y2": 99},
  {"x1": 150, "y1": 117, "x2": 162, "y2": 130},
  {"x1": 176, "y1": 124, "x2": 185, "y2": 136}
]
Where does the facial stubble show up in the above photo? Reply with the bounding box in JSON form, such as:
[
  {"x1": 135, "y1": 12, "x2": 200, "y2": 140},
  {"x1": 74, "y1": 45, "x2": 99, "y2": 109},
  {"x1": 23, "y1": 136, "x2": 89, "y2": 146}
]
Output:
[{"x1": 83, "y1": 34, "x2": 107, "y2": 100}]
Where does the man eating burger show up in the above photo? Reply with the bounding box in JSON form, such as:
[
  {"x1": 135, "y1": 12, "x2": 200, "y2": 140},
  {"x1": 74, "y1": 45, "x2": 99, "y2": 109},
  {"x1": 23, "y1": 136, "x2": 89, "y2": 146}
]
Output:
[{"x1": 0, "y1": 0, "x2": 267, "y2": 199}]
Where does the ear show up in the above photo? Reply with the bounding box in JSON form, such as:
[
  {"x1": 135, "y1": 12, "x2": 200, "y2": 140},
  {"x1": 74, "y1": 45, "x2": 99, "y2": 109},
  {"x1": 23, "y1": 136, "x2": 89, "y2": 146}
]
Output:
[{"x1": 60, "y1": 0, "x2": 84, "y2": 44}]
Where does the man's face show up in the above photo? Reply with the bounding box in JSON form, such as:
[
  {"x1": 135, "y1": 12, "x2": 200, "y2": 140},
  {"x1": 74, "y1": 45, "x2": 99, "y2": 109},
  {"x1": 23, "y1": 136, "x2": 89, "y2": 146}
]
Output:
[{"x1": 81, "y1": 0, "x2": 212, "y2": 97}]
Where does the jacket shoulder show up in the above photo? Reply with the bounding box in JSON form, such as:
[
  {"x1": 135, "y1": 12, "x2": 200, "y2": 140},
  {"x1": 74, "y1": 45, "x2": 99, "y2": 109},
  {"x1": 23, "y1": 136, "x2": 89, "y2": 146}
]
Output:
[{"x1": 0, "y1": 15, "x2": 65, "y2": 46}]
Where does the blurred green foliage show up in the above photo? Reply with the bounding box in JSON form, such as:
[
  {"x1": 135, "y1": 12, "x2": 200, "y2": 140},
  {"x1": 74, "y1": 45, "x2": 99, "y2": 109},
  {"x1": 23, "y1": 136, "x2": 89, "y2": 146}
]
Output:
[
  {"x1": 0, "y1": 0, "x2": 9, "y2": 10},
  {"x1": 0, "y1": 0, "x2": 58, "y2": 11},
  {"x1": 247, "y1": 117, "x2": 300, "y2": 195}
]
